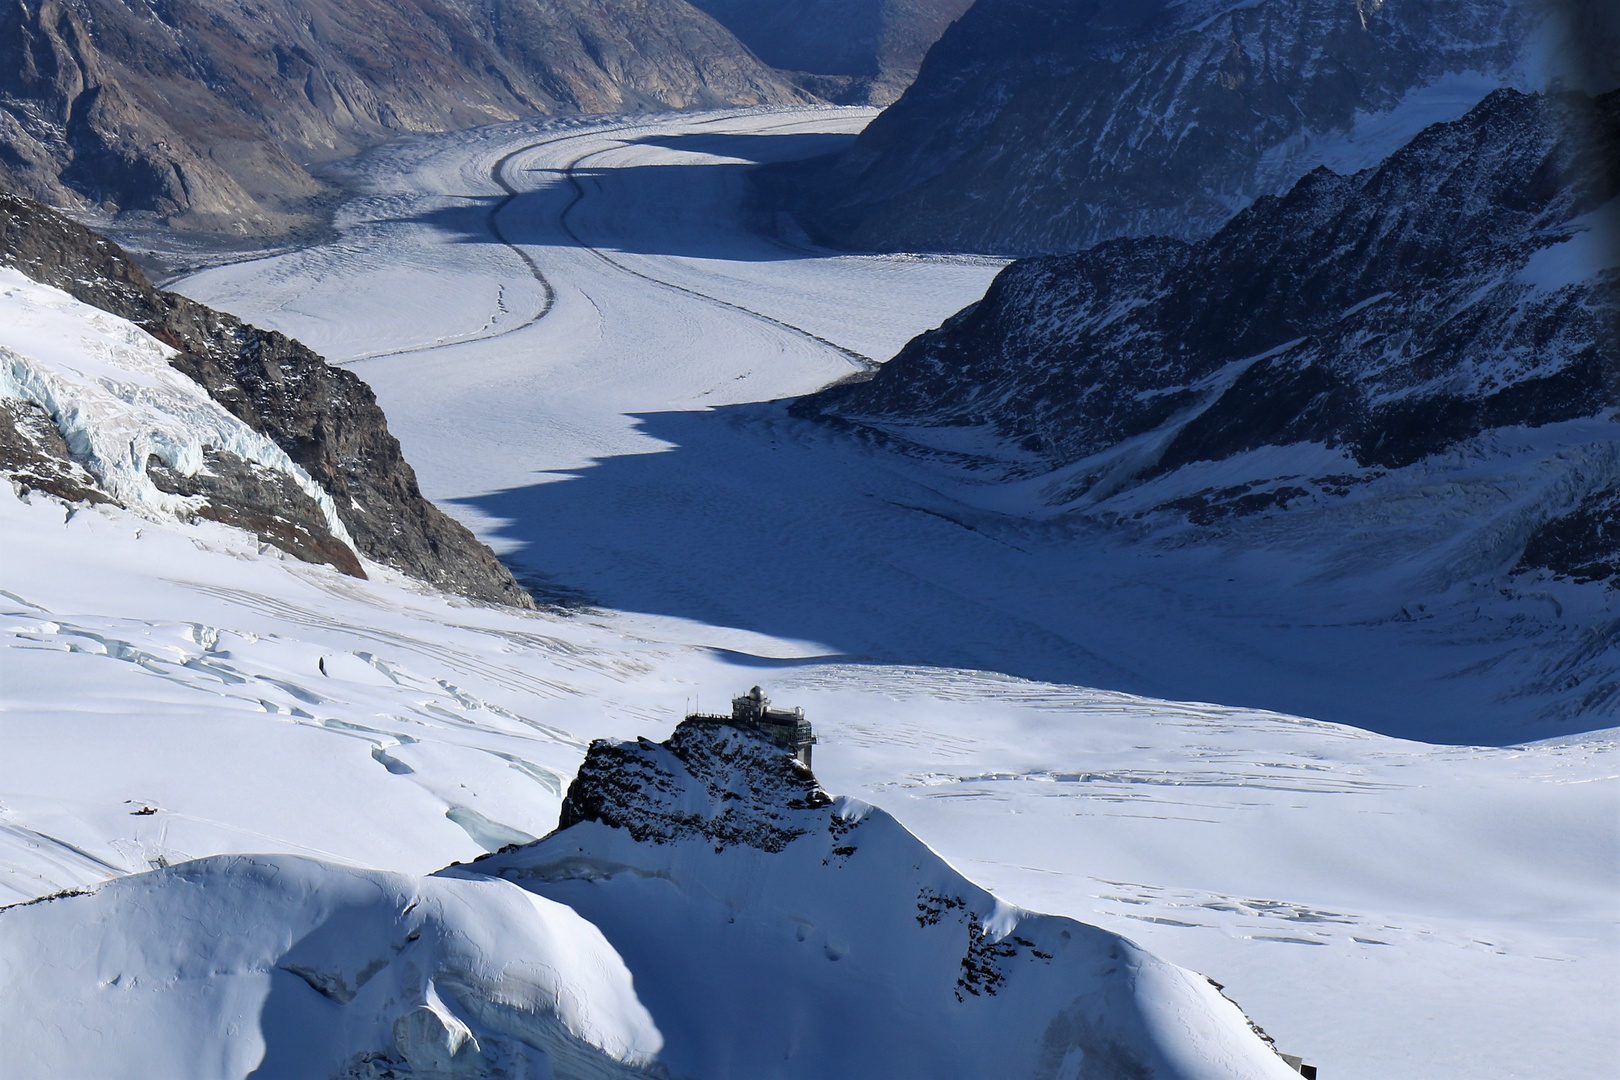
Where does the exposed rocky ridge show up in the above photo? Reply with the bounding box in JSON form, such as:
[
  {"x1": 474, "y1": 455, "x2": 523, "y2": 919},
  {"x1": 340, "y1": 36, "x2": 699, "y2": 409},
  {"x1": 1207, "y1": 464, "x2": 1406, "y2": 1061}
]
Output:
[
  {"x1": 1519, "y1": 483, "x2": 1620, "y2": 582},
  {"x1": 146, "y1": 449, "x2": 366, "y2": 578},
  {"x1": 461, "y1": 719, "x2": 1306, "y2": 1080},
  {"x1": 688, "y1": 0, "x2": 972, "y2": 105},
  {"x1": 0, "y1": 191, "x2": 534, "y2": 605},
  {"x1": 764, "y1": 0, "x2": 1572, "y2": 256},
  {"x1": 0, "y1": 397, "x2": 109, "y2": 506},
  {"x1": 795, "y1": 89, "x2": 1620, "y2": 581},
  {"x1": 0, "y1": 0, "x2": 811, "y2": 239}
]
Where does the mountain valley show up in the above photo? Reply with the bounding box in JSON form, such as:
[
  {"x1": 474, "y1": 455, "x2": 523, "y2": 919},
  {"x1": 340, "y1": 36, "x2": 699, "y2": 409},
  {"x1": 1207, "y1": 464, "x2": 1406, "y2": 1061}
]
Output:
[{"x1": 1, "y1": 3, "x2": 1617, "y2": 1079}]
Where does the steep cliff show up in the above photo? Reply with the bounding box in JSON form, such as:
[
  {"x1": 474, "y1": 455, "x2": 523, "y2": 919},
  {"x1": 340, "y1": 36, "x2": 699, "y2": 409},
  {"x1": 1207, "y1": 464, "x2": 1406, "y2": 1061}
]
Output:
[
  {"x1": 1, "y1": 191, "x2": 534, "y2": 606},
  {"x1": 0, "y1": 0, "x2": 811, "y2": 238},
  {"x1": 767, "y1": 0, "x2": 1587, "y2": 256}
]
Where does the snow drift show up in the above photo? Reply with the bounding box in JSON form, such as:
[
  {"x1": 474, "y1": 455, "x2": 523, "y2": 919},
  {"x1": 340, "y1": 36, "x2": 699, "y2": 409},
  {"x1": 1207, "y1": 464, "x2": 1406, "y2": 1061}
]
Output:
[{"x1": 0, "y1": 855, "x2": 663, "y2": 1079}]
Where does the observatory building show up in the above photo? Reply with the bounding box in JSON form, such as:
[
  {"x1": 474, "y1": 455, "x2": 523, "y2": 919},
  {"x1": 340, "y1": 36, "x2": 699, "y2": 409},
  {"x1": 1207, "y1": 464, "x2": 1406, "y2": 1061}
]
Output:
[{"x1": 688, "y1": 686, "x2": 816, "y2": 768}]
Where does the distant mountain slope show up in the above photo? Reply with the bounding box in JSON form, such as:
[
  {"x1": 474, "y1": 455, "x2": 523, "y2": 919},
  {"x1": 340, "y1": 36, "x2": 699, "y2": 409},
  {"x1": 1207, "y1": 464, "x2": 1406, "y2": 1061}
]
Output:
[
  {"x1": 688, "y1": 0, "x2": 972, "y2": 104},
  {"x1": 794, "y1": 87, "x2": 1618, "y2": 637},
  {"x1": 0, "y1": 191, "x2": 534, "y2": 606},
  {"x1": 0, "y1": 0, "x2": 810, "y2": 238},
  {"x1": 767, "y1": 0, "x2": 1565, "y2": 255},
  {"x1": 803, "y1": 88, "x2": 1618, "y2": 474},
  {"x1": 461, "y1": 718, "x2": 1306, "y2": 1080}
]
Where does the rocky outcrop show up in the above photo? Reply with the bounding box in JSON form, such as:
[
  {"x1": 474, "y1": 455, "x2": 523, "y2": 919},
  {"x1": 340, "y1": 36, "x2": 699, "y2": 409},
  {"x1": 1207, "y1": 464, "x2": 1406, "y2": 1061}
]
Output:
[
  {"x1": 0, "y1": 398, "x2": 109, "y2": 507},
  {"x1": 556, "y1": 719, "x2": 831, "y2": 852},
  {"x1": 146, "y1": 449, "x2": 366, "y2": 578},
  {"x1": 0, "y1": 0, "x2": 811, "y2": 238},
  {"x1": 461, "y1": 719, "x2": 1306, "y2": 1080},
  {"x1": 1519, "y1": 484, "x2": 1620, "y2": 582},
  {"x1": 1, "y1": 191, "x2": 534, "y2": 606},
  {"x1": 688, "y1": 0, "x2": 972, "y2": 105},
  {"x1": 795, "y1": 89, "x2": 1620, "y2": 576},
  {"x1": 764, "y1": 0, "x2": 1597, "y2": 256}
]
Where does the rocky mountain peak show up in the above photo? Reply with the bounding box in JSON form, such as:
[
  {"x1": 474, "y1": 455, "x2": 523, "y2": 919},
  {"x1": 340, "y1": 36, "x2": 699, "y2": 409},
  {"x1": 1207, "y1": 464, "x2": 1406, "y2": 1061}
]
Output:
[{"x1": 557, "y1": 718, "x2": 834, "y2": 853}]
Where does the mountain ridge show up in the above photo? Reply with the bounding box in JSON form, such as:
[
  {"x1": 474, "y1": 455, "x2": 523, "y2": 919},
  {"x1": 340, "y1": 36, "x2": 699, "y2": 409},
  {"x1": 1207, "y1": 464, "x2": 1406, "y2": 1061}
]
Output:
[
  {"x1": 0, "y1": 190, "x2": 534, "y2": 606},
  {"x1": 0, "y1": 0, "x2": 814, "y2": 239},
  {"x1": 763, "y1": 0, "x2": 1564, "y2": 256}
]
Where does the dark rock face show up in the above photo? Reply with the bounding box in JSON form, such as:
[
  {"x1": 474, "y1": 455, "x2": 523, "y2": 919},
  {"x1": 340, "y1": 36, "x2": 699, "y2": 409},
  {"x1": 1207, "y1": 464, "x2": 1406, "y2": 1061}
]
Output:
[
  {"x1": 146, "y1": 450, "x2": 367, "y2": 578},
  {"x1": 557, "y1": 720, "x2": 832, "y2": 853},
  {"x1": 688, "y1": 0, "x2": 972, "y2": 105},
  {"x1": 0, "y1": 399, "x2": 109, "y2": 507},
  {"x1": 799, "y1": 89, "x2": 1619, "y2": 491},
  {"x1": 766, "y1": 0, "x2": 1559, "y2": 256},
  {"x1": 1519, "y1": 485, "x2": 1620, "y2": 582},
  {"x1": 1, "y1": 191, "x2": 534, "y2": 606},
  {"x1": 0, "y1": 0, "x2": 810, "y2": 238}
]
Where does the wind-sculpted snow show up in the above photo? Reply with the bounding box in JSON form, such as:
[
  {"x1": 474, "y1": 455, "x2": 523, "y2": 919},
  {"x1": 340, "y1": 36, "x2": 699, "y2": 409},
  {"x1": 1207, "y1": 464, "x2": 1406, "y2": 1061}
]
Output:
[
  {"x1": 769, "y1": 0, "x2": 1578, "y2": 255},
  {"x1": 463, "y1": 721, "x2": 1303, "y2": 1080},
  {"x1": 0, "y1": 854, "x2": 663, "y2": 1079}
]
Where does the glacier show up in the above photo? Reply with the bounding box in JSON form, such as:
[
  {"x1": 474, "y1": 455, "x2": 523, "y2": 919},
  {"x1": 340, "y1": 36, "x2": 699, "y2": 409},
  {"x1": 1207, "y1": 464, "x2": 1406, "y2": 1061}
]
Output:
[{"x1": 1, "y1": 106, "x2": 1614, "y2": 1079}]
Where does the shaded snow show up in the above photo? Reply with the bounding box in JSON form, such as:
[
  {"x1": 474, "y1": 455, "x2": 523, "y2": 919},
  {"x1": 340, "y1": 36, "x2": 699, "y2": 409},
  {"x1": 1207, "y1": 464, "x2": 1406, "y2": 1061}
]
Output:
[{"x1": 0, "y1": 854, "x2": 662, "y2": 1078}]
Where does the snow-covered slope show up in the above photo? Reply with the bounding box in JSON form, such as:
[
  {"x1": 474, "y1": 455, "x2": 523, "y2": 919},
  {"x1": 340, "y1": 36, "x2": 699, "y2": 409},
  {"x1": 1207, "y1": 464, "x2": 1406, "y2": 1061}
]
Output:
[
  {"x1": 0, "y1": 191, "x2": 534, "y2": 606},
  {"x1": 465, "y1": 720, "x2": 1303, "y2": 1080},
  {"x1": 0, "y1": 854, "x2": 662, "y2": 1079},
  {"x1": 768, "y1": 0, "x2": 1604, "y2": 255},
  {"x1": 795, "y1": 89, "x2": 1620, "y2": 727},
  {"x1": 0, "y1": 267, "x2": 363, "y2": 573},
  {"x1": 2, "y1": 473, "x2": 1614, "y2": 1078}
]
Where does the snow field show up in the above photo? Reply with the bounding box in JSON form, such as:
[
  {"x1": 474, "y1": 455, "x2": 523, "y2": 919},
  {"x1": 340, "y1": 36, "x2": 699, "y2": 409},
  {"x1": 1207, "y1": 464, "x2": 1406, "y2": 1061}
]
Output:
[
  {"x1": 0, "y1": 853, "x2": 662, "y2": 1079},
  {"x1": 0, "y1": 105, "x2": 1608, "y2": 1078},
  {"x1": 2, "y1": 477, "x2": 1613, "y2": 1078}
]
